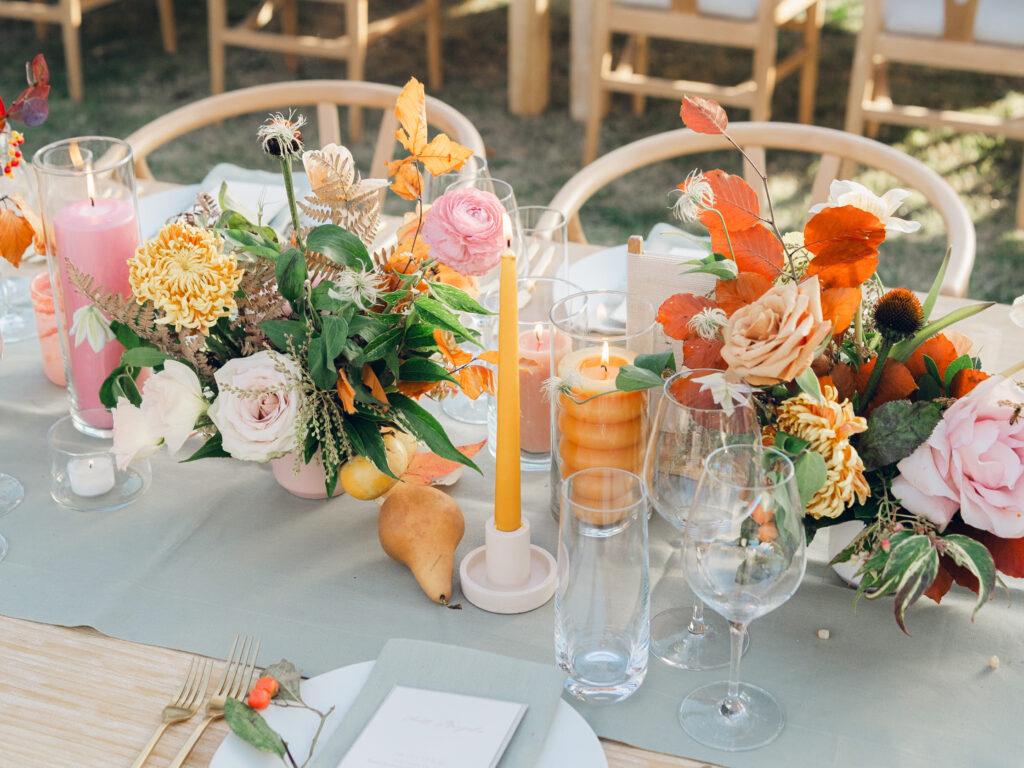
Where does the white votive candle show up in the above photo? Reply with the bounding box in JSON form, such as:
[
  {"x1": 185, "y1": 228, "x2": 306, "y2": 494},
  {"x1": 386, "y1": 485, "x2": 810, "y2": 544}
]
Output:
[{"x1": 67, "y1": 456, "x2": 116, "y2": 497}]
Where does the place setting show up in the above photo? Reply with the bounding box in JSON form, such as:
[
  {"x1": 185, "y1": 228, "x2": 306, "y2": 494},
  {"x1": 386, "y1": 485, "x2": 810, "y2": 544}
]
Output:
[{"x1": 3, "y1": 7, "x2": 1024, "y2": 765}]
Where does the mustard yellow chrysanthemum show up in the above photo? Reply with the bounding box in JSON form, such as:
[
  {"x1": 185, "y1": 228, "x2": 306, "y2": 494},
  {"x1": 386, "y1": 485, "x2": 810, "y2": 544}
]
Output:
[
  {"x1": 130, "y1": 222, "x2": 243, "y2": 335},
  {"x1": 775, "y1": 385, "x2": 870, "y2": 519}
]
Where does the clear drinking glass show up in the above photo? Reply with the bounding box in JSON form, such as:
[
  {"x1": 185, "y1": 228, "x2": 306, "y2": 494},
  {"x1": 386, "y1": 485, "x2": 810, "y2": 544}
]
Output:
[
  {"x1": 0, "y1": 328, "x2": 25, "y2": 561},
  {"x1": 644, "y1": 369, "x2": 759, "y2": 670},
  {"x1": 555, "y1": 467, "x2": 649, "y2": 703},
  {"x1": 422, "y1": 153, "x2": 489, "y2": 205},
  {"x1": 679, "y1": 445, "x2": 806, "y2": 751},
  {"x1": 517, "y1": 206, "x2": 569, "y2": 281}
]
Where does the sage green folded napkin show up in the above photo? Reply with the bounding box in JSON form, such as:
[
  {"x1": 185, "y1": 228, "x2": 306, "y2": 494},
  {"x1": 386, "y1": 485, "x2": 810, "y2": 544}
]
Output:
[{"x1": 309, "y1": 638, "x2": 567, "y2": 768}]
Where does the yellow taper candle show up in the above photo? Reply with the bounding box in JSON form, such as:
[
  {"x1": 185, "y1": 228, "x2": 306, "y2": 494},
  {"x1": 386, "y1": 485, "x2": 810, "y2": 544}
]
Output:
[{"x1": 494, "y1": 249, "x2": 521, "y2": 532}]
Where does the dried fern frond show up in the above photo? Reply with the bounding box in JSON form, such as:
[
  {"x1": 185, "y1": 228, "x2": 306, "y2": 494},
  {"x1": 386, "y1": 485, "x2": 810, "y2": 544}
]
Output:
[
  {"x1": 174, "y1": 193, "x2": 222, "y2": 230},
  {"x1": 299, "y1": 144, "x2": 387, "y2": 246}
]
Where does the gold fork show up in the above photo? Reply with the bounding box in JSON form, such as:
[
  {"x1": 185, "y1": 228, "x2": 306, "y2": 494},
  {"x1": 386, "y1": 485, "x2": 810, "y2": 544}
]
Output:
[
  {"x1": 128, "y1": 656, "x2": 213, "y2": 768},
  {"x1": 166, "y1": 635, "x2": 261, "y2": 768}
]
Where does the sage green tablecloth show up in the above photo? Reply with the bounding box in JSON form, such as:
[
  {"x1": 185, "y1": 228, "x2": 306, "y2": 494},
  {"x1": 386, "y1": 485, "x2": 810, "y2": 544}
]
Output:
[{"x1": 1, "y1": 335, "x2": 1020, "y2": 768}]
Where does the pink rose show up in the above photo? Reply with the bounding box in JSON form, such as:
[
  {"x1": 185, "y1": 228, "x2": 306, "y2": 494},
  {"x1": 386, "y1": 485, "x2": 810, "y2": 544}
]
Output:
[
  {"x1": 420, "y1": 188, "x2": 509, "y2": 276},
  {"x1": 892, "y1": 376, "x2": 1024, "y2": 538}
]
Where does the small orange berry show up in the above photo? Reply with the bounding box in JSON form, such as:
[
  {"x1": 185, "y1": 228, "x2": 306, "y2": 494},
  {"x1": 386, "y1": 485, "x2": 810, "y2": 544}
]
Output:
[
  {"x1": 254, "y1": 675, "x2": 280, "y2": 696},
  {"x1": 750, "y1": 504, "x2": 774, "y2": 525},
  {"x1": 247, "y1": 687, "x2": 272, "y2": 710},
  {"x1": 758, "y1": 522, "x2": 779, "y2": 543}
]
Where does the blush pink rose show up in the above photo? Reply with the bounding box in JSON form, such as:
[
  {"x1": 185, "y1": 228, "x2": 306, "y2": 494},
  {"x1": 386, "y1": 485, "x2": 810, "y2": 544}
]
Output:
[
  {"x1": 420, "y1": 188, "x2": 509, "y2": 276},
  {"x1": 892, "y1": 376, "x2": 1024, "y2": 538},
  {"x1": 720, "y1": 276, "x2": 832, "y2": 386}
]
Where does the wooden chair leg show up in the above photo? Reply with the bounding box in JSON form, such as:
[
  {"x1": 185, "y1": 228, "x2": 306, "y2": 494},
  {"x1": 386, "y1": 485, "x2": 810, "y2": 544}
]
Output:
[
  {"x1": 34, "y1": 0, "x2": 48, "y2": 39},
  {"x1": 750, "y1": 4, "x2": 777, "y2": 121},
  {"x1": 631, "y1": 34, "x2": 649, "y2": 116},
  {"x1": 62, "y1": 0, "x2": 85, "y2": 101},
  {"x1": 425, "y1": 0, "x2": 442, "y2": 90},
  {"x1": 208, "y1": 0, "x2": 226, "y2": 93},
  {"x1": 582, "y1": 0, "x2": 611, "y2": 164},
  {"x1": 1017, "y1": 159, "x2": 1024, "y2": 231},
  {"x1": 282, "y1": 0, "x2": 299, "y2": 72},
  {"x1": 866, "y1": 59, "x2": 889, "y2": 138},
  {"x1": 346, "y1": 0, "x2": 368, "y2": 144},
  {"x1": 157, "y1": 0, "x2": 177, "y2": 54},
  {"x1": 798, "y1": 1, "x2": 824, "y2": 124}
]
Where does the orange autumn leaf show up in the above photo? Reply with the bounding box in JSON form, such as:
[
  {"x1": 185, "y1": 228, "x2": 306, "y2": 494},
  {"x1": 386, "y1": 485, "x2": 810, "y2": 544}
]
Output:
[
  {"x1": 0, "y1": 206, "x2": 34, "y2": 268},
  {"x1": 476, "y1": 349, "x2": 500, "y2": 365},
  {"x1": 387, "y1": 158, "x2": 423, "y2": 201},
  {"x1": 710, "y1": 223, "x2": 785, "y2": 280},
  {"x1": 434, "y1": 329, "x2": 472, "y2": 367},
  {"x1": 657, "y1": 292, "x2": 717, "y2": 340},
  {"x1": 336, "y1": 369, "x2": 356, "y2": 413},
  {"x1": 949, "y1": 368, "x2": 989, "y2": 398},
  {"x1": 361, "y1": 364, "x2": 389, "y2": 404},
  {"x1": 803, "y1": 206, "x2": 885, "y2": 289},
  {"x1": 696, "y1": 170, "x2": 760, "y2": 233},
  {"x1": 397, "y1": 380, "x2": 436, "y2": 398},
  {"x1": 680, "y1": 96, "x2": 727, "y2": 134},
  {"x1": 715, "y1": 272, "x2": 772, "y2": 316},
  {"x1": 456, "y1": 364, "x2": 495, "y2": 399},
  {"x1": 683, "y1": 337, "x2": 726, "y2": 369},
  {"x1": 392, "y1": 76, "x2": 472, "y2": 179},
  {"x1": 417, "y1": 133, "x2": 473, "y2": 177},
  {"x1": 402, "y1": 439, "x2": 487, "y2": 486},
  {"x1": 905, "y1": 334, "x2": 958, "y2": 382},
  {"x1": 820, "y1": 286, "x2": 861, "y2": 335},
  {"x1": 854, "y1": 357, "x2": 917, "y2": 413}
]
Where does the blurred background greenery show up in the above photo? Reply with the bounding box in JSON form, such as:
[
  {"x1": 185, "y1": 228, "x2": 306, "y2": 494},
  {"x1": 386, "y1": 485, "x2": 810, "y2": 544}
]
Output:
[{"x1": 2, "y1": 0, "x2": 1021, "y2": 301}]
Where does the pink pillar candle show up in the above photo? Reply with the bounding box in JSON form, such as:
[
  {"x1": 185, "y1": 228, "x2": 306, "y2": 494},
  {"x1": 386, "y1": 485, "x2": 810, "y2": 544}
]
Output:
[
  {"x1": 53, "y1": 197, "x2": 139, "y2": 427},
  {"x1": 518, "y1": 324, "x2": 571, "y2": 454}
]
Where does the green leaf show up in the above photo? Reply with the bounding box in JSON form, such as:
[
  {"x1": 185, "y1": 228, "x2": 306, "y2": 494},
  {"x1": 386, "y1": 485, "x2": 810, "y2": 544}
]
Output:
[
  {"x1": 389, "y1": 393, "x2": 480, "y2": 472},
  {"x1": 614, "y1": 365, "x2": 663, "y2": 391},
  {"x1": 891, "y1": 302, "x2": 995, "y2": 363},
  {"x1": 260, "y1": 319, "x2": 307, "y2": 352},
  {"x1": 182, "y1": 433, "x2": 230, "y2": 462},
  {"x1": 275, "y1": 248, "x2": 307, "y2": 302},
  {"x1": 916, "y1": 372, "x2": 943, "y2": 402},
  {"x1": 218, "y1": 181, "x2": 260, "y2": 226},
  {"x1": 413, "y1": 296, "x2": 478, "y2": 343},
  {"x1": 404, "y1": 324, "x2": 440, "y2": 350},
  {"x1": 634, "y1": 351, "x2": 675, "y2": 377},
  {"x1": 864, "y1": 534, "x2": 938, "y2": 635},
  {"x1": 320, "y1": 315, "x2": 349, "y2": 363},
  {"x1": 941, "y1": 534, "x2": 996, "y2": 620},
  {"x1": 223, "y1": 697, "x2": 286, "y2": 757},
  {"x1": 344, "y1": 417, "x2": 395, "y2": 478},
  {"x1": 795, "y1": 367, "x2": 823, "y2": 401},
  {"x1": 772, "y1": 431, "x2": 811, "y2": 456},
  {"x1": 427, "y1": 281, "x2": 493, "y2": 315},
  {"x1": 357, "y1": 326, "x2": 406, "y2": 365},
  {"x1": 921, "y1": 246, "x2": 951, "y2": 322},
  {"x1": 120, "y1": 347, "x2": 172, "y2": 368},
  {"x1": 306, "y1": 225, "x2": 372, "y2": 271},
  {"x1": 856, "y1": 400, "x2": 942, "y2": 472},
  {"x1": 110, "y1": 320, "x2": 143, "y2": 350},
  {"x1": 221, "y1": 228, "x2": 281, "y2": 261},
  {"x1": 308, "y1": 335, "x2": 338, "y2": 390},
  {"x1": 923, "y1": 354, "x2": 942, "y2": 392},
  {"x1": 792, "y1": 450, "x2": 827, "y2": 507},
  {"x1": 682, "y1": 253, "x2": 738, "y2": 280},
  {"x1": 310, "y1": 280, "x2": 344, "y2": 313},
  {"x1": 943, "y1": 354, "x2": 974, "y2": 393},
  {"x1": 262, "y1": 659, "x2": 303, "y2": 703},
  {"x1": 349, "y1": 314, "x2": 388, "y2": 344},
  {"x1": 399, "y1": 357, "x2": 458, "y2": 384}
]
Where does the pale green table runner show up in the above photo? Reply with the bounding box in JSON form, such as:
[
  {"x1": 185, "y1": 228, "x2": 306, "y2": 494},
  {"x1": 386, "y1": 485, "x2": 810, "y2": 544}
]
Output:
[{"x1": 1, "y1": 337, "x2": 1019, "y2": 768}]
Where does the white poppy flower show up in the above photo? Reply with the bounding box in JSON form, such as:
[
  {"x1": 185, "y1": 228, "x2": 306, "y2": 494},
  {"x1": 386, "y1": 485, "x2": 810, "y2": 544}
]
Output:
[{"x1": 808, "y1": 180, "x2": 921, "y2": 234}]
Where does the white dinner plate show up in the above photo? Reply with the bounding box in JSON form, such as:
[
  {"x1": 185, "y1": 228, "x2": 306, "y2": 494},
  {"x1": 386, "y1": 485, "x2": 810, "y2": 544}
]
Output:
[
  {"x1": 138, "y1": 184, "x2": 202, "y2": 239},
  {"x1": 138, "y1": 180, "x2": 290, "y2": 240},
  {"x1": 209, "y1": 661, "x2": 607, "y2": 768}
]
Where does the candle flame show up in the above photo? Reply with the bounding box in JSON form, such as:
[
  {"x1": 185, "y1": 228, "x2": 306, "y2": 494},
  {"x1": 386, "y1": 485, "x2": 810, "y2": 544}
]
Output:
[
  {"x1": 600, "y1": 341, "x2": 610, "y2": 366},
  {"x1": 87, "y1": 459, "x2": 94, "y2": 470},
  {"x1": 86, "y1": 172, "x2": 97, "y2": 204},
  {"x1": 534, "y1": 323, "x2": 543, "y2": 343},
  {"x1": 69, "y1": 141, "x2": 97, "y2": 203}
]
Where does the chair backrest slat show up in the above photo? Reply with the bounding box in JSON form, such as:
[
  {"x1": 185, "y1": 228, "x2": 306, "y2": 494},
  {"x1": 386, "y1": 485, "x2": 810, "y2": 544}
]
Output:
[{"x1": 943, "y1": 0, "x2": 980, "y2": 42}]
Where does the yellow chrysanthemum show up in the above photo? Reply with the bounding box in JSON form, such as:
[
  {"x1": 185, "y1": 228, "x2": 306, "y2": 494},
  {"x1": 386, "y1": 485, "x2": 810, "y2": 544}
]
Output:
[
  {"x1": 775, "y1": 385, "x2": 870, "y2": 519},
  {"x1": 130, "y1": 222, "x2": 243, "y2": 335}
]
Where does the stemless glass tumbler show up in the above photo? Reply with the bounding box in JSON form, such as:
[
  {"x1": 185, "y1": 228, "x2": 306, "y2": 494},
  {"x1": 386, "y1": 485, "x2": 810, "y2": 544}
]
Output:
[
  {"x1": 679, "y1": 445, "x2": 807, "y2": 752},
  {"x1": 555, "y1": 467, "x2": 649, "y2": 703}
]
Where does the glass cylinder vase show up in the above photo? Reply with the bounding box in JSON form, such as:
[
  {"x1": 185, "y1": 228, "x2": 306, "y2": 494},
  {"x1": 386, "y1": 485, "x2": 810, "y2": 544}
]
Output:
[
  {"x1": 33, "y1": 137, "x2": 142, "y2": 436},
  {"x1": 548, "y1": 290, "x2": 658, "y2": 517}
]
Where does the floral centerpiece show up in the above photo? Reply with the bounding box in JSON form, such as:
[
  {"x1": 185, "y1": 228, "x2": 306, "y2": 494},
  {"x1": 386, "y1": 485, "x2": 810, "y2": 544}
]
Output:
[
  {"x1": 650, "y1": 97, "x2": 1021, "y2": 633},
  {"x1": 78, "y1": 78, "x2": 501, "y2": 498}
]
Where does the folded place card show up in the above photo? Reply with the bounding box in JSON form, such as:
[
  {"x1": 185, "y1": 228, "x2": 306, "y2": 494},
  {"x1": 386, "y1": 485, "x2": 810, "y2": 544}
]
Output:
[
  {"x1": 309, "y1": 639, "x2": 567, "y2": 768},
  {"x1": 336, "y1": 686, "x2": 527, "y2": 768}
]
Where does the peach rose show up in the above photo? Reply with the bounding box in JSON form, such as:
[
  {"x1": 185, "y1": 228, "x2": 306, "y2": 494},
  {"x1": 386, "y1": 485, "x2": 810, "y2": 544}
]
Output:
[
  {"x1": 421, "y1": 188, "x2": 508, "y2": 276},
  {"x1": 892, "y1": 376, "x2": 1024, "y2": 538},
  {"x1": 720, "y1": 276, "x2": 832, "y2": 386}
]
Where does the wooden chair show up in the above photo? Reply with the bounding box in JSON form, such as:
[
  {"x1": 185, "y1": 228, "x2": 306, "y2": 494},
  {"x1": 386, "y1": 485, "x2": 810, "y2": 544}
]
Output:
[
  {"x1": 0, "y1": 0, "x2": 176, "y2": 101},
  {"x1": 551, "y1": 122, "x2": 975, "y2": 296},
  {"x1": 581, "y1": 0, "x2": 825, "y2": 164},
  {"x1": 124, "y1": 79, "x2": 485, "y2": 184},
  {"x1": 207, "y1": 0, "x2": 442, "y2": 141},
  {"x1": 845, "y1": 0, "x2": 1024, "y2": 229}
]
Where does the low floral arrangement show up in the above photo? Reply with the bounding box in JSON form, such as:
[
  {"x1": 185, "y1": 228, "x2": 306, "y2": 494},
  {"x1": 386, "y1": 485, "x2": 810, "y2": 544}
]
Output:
[
  {"x1": 0, "y1": 54, "x2": 49, "y2": 268},
  {"x1": 653, "y1": 97, "x2": 1022, "y2": 633},
  {"x1": 79, "y1": 78, "x2": 504, "y2": 498}
]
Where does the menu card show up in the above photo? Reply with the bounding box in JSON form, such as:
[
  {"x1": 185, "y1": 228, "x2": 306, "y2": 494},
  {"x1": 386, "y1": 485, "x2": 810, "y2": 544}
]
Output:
[{"x1": 337, "y1": 686, "x2": 527, "y2": 768}]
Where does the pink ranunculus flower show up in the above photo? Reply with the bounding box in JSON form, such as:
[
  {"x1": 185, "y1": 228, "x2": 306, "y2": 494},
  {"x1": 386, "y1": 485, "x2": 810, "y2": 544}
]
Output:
[
  {"x1": 208, "y1": 351, "x2": 301, "y2": 462},
  {"x1": 892, "y1": 376, "x2": 1024, "y2": 538},
  {"x1": 420, "y1": 188, "x2": 509, "y2": 276}
]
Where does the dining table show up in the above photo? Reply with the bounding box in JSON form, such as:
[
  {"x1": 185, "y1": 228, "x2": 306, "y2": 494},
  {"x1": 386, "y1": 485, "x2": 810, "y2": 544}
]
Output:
[{"x1": 3, "y1": 223, "x2": 1024, "y2": 768}]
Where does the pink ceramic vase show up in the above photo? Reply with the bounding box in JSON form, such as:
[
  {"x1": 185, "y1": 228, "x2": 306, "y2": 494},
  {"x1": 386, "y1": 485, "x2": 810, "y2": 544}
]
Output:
[{"x1": 271, "y1": 451, "x2": 344, "y2": 499}]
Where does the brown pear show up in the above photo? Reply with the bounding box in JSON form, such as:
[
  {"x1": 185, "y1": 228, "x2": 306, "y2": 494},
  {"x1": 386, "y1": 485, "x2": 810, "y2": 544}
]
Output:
[{"x1": 378, "y1": 483, "x2": 465, "y2": 604}]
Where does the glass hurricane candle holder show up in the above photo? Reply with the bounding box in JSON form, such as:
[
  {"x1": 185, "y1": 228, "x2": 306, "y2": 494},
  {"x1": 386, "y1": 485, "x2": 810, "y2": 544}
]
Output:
[
  {"x1": 48, "y1": 410, "x2": 150, "y2": 512},
  {"x1": 33, "y1": 137, "x2": 142, "y2": 437},
  {"x1": 548, "y1": 290, "x2": 658, "y2": 517}
]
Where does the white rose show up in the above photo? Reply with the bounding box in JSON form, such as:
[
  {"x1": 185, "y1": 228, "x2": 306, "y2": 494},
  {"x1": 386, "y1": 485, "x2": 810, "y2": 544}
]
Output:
[
  {"x1": 111, "y1": 397, "x2": 162, "y2": 470},
  {"x1": 140, "y1": 360, "x2": 208, "y2": 456},
  {"x1": 208, "y1": 351, "x2": 301, "y2": 462}
]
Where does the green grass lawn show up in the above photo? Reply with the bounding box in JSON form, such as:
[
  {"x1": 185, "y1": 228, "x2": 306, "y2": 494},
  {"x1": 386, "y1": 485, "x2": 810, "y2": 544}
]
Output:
[{"x1": 2, "y1": 0, "x2": 1021, "y2": 301}]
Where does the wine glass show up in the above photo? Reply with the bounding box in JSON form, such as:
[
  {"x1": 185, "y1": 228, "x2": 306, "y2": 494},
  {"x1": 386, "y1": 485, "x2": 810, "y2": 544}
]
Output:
[
  {"x1": 0, "y1": 328, "x2": 25, "y2": 561},
  {"x1": 678, "y1": 444, "x2": 806, "y2": 751},
  {"x1": 643, "y1": 368, "x2": 758, "y2": 670}
]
